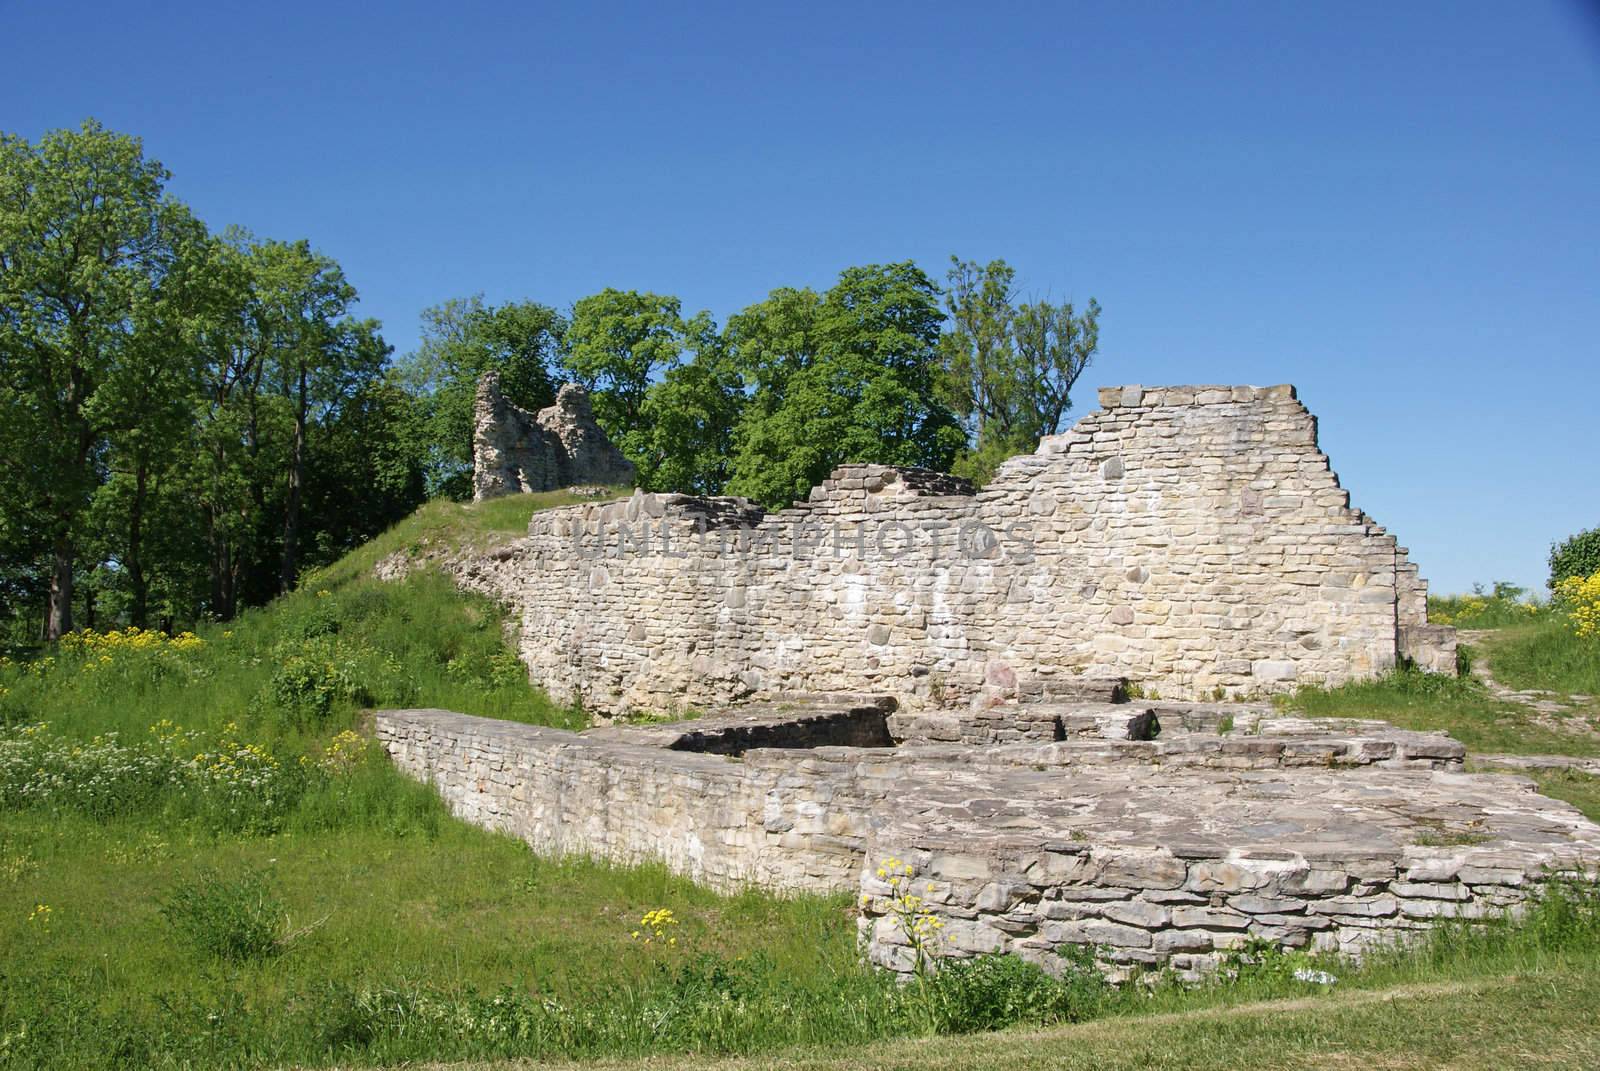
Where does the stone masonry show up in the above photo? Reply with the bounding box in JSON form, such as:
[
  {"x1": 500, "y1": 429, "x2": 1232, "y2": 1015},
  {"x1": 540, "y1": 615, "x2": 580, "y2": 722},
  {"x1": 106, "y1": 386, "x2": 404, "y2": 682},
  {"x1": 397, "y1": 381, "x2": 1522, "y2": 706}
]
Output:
[
  {"x1": 433, "y1": 384, "x2": 1458, "y2": 711},
  {"x1": 472, "y1": 375, "x2": 635, "y2": 500},
  {"x1": 377, "y1": 700, "x2": 1600, "y2": 981},
  {"x1": 373, "y1": 382, "x2": 1574, "y2": 982}
]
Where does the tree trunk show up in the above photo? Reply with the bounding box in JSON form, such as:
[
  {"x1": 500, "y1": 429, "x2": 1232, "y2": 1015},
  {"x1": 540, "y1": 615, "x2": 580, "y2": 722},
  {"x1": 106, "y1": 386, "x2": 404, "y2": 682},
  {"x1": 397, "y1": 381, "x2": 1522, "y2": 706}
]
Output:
[
  {"x1": 207, "y1": 518, "x2": 239, "y2": 623},
  {"x1": 208, "y1": 509, "x2": 226, "y2": 618},
  {"x1": 46, "y1": 533, "x2": 74, "y2": 640},
  {"x1": 279, "y1": 366, "x2": 307, "y2": 592},
  {"x1": 222, "y1": 540, "x2": 237, "y2": 620},
  {"x1": 128, "y1": 458, "x2": 149, "y2": 629}
]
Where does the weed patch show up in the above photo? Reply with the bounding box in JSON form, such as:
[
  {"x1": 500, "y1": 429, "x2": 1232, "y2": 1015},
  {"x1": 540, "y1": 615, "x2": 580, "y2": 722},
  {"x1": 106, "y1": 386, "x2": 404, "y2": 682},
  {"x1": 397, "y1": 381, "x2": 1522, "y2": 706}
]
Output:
[{"x1": 160, "y1": 869, "x2": 290, "y2": 962}]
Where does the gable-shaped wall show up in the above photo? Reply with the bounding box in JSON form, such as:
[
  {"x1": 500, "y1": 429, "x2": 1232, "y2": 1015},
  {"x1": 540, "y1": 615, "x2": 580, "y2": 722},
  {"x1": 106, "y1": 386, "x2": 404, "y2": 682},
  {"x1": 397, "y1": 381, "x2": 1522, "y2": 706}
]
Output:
[{"x1": 441, "y1": 385, "x2": 1452, "y2": 714}]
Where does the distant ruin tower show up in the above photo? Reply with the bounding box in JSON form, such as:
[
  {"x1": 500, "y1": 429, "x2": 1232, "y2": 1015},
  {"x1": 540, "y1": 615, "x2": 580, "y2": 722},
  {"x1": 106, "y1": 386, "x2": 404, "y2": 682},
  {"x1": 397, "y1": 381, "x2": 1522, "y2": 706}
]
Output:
[{"x1": 472, "y1": 374, "x2": 636, "y2": 500}]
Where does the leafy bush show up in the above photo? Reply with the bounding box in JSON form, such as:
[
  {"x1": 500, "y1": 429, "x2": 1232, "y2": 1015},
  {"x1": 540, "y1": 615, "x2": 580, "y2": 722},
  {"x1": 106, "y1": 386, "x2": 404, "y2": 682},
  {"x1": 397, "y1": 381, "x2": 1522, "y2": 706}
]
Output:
[
  {"x1": 919, "y1": 949, "x2": 1109, "y2": 1033},
  {"x1": 286, "y1": 594, "x2": 343, "y2": 640},
  {"x1": 445, "y1": 651, "x2": 528, "y2": 691},
  {"x1": 1428, "y1": 581, "x2": 1544, "y2": 629},
  {"x1": 1550, "y1": 528, "x2": 1600, "y2": 590},
  {"x1": 159, "y1": 869, "x2": 288, "y2": 961},
  {"x1": 263, "y1": 637, "x2": 359, "y2": 724}
]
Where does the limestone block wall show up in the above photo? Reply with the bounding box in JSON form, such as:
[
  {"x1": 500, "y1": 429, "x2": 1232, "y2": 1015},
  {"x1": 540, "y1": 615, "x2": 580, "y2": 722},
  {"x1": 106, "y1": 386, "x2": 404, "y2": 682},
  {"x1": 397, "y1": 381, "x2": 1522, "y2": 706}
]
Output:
[
  {"x1": 374, "y1": 708, "x2": 876, "y2": 893},
  {"x1": 857, "y1": 806, "x2": 1596, "y2": 982},
  {"x1": 377, "y1": 707, "x2": 1600, "y2": 983},
  {"x1": 443, "y1": 385, "x2": 1453, "y2": 715},
  {"x1": 472, "y1": 376, "x2": 635, "y2": 500}
]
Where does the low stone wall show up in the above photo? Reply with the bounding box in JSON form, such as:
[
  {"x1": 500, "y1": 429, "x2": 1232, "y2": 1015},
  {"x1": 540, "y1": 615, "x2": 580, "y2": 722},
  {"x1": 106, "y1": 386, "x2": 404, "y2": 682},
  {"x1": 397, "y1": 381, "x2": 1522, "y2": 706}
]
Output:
[
  {"x1": 858, "y1": 774, "x2": 1596, "y2": 982},
  {"x1": 377, "y1": 704, "x2": 1600, "y2": 982},
  {"x1": 374, "y1": 707, "x2": 876, "y2": 893}
]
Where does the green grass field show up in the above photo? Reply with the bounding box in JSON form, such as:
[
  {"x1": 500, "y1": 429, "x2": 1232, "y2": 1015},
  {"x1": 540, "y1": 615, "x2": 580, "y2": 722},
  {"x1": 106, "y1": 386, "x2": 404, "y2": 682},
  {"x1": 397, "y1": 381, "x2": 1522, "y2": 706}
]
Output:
[
  {"x1": 487, "y1": 970, "x2": 1600, "y2": 1071},
  {"x1": 4, "y1": 513, "x2": 1600, "y2": 1069}
]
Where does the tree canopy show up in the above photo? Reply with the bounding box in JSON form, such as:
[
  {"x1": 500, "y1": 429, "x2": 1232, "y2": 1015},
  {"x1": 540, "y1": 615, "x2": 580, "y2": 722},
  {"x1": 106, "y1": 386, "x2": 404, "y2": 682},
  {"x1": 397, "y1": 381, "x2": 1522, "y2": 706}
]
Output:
[{"x1": 1, "y1": 118, "x2": 1107, "y2": 640}]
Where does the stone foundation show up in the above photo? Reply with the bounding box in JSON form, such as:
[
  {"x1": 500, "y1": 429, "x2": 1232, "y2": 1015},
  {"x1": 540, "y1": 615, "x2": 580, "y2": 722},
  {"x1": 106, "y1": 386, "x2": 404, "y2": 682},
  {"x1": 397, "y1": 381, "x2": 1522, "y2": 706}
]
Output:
[{"x1": 377, "y1": 701, "x2": 1600, "y2": 981}]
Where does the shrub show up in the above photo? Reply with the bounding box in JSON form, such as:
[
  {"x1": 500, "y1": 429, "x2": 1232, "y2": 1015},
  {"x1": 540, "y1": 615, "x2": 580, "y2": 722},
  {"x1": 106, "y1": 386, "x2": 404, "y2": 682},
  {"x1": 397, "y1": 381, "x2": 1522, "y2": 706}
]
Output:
[
  {"x1": 159, "y1": 869, "x2": 288, "y2": 961},
  {"x1": 1553, "y1": 571, "x2": 1600, "y2": 640},
  {"x1": 287, "y1": 595, "x2": 343, "y2": 641},
  {"x1": 919, "y1": 950, "x2": 1109, "y2": 1033},
  {"x1": 264, "y1": 638, "x2": 358, "y2": 724},
  {"x1": 1550, "y1": 528, "x2": 1600, "y2": 590}
]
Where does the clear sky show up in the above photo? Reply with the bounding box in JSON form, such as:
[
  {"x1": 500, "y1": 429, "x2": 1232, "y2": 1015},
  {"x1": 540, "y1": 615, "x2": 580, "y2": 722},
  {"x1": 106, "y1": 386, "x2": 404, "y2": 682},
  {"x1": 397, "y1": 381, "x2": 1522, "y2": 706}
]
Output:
[{"x1": 5, "y1": 0, "x2": 1597, "y2": 596}]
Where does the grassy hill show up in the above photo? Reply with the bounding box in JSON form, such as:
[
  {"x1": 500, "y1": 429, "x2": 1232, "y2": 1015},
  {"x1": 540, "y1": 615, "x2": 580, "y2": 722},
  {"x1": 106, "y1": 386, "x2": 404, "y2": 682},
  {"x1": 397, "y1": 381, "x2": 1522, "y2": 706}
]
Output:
[{"x1": 3, "y1": 498, "x2": 1599, "y2": 1069}]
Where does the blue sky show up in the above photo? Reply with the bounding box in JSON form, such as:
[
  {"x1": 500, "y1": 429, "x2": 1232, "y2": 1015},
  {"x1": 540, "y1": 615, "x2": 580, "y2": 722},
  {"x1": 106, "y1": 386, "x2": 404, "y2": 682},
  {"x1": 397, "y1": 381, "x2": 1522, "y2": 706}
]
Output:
[{"x1": 5, "y1": 1, "x2": 1597, "y2": 595}]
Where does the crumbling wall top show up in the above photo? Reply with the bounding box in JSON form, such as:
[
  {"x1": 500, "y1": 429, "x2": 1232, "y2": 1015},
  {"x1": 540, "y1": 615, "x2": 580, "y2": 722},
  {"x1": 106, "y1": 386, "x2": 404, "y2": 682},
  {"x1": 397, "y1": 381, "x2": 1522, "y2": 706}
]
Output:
[{"x1": 1095, "y1": 383, "x2": 1298, "y2": 409}]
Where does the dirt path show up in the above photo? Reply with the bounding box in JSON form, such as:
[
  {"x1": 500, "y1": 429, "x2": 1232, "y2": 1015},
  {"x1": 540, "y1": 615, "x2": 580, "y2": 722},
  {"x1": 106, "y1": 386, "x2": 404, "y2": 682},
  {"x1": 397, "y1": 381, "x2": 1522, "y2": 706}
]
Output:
[{"x1": 1457, "y1": 628, "x2": 1599, "y2": 747}]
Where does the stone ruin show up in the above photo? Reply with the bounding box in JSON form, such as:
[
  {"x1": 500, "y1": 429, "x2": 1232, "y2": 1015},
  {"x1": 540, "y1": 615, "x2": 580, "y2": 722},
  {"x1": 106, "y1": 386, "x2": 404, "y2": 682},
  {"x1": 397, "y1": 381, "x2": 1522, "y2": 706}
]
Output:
[
  {"x1": 379, "y1": 383, "x2": 1600, "y2": 980},
  {"x1": 472, "y1": 374, "x2": 635, "y2": 500},
  {"x1": 456, "y1": 383, "x2": 1455, "y2": 707}
]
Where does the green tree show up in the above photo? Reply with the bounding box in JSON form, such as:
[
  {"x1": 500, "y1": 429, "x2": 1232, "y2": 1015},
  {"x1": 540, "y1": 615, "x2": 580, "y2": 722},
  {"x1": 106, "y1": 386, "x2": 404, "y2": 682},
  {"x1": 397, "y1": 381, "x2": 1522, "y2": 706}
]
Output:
[
  {"x1": 0, "y1": 120, "x2": 201, "y2": 638},
  {"x1": 178, "y1": 229, "x2": 283, "y2": 620},
  {"x1": 301, "y1": 376, "x2": 427, "y2": 566},
  {"x1": 249, "y1": 238, "x2": 387, "y2": 591},
  {"x1": 726, "y1": 263, "x2": 964, "y2": 507},
  {"x1": 401, "y1": 296, "x2": 564, "y2": 499},
  {"x1": 564, "y1": 289, "x2": 697, "y2": 434},
  {"x1": 940, "y1": 256, "x2": 1101, "y2": 483},
  {"x1": 1550, "y1": 528, "x2": 1600, "y2": 590},
  {"x1": 634, "y1": 328, "x2": 745, "y2": 494}
]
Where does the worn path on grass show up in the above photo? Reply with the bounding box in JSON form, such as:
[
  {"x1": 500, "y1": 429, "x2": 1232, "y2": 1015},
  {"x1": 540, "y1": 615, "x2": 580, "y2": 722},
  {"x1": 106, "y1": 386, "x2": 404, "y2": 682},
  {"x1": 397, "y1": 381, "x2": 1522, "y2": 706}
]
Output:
[
  {"x1": 1460, "y1": 628, "x2": 1600, "y2": 774},
  {"x1": 1459, "y1": 629, "x2": 1594, "y2": 723},
  {"x1": 410, "y1": 970, "x2": 1600, "y2": 1071}
]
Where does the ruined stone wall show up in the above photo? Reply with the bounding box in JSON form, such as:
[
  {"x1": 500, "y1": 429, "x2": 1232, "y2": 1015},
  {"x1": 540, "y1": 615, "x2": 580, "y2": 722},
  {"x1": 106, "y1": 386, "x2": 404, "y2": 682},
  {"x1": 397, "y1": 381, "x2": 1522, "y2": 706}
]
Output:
[
  {"x1": 473, "y1": 376, "x2": 635, "y2": 500},
  {"x1": 857, "y1": 811, "x2": 1586, "y2": 982},
  {"x1": 447, "y1": 385, "x2": 1453, "y2": 714},
  {"x1": 377, "y1": 706, "x2": 1599, "y2": 982}
]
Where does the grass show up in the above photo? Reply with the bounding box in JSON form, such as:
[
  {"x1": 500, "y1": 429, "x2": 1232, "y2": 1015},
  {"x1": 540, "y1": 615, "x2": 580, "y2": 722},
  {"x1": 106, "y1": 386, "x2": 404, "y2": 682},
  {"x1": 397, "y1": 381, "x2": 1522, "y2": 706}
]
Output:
[
  {"x1": 1426, "y1": 581, "x2": 1598, "y2": 698},
  {"x1": 1428, "y1": 584, "x2": 1546, "y2": 631},
  {"x1": 0, "y1": 810, "x2": 869, "y2": 1068},
  {"x1": 316, "y1": 486, "x2": 629, "y2": 588},
  {"x1": 1528, "y1": 768, "x2": 1600, "y2": 824},
  {"x1": 471, "y1": 970, "x2": 1600, "y2": 1070},
  {"x1": 8, "y1": 803, "x2": 1600, "y2": 1068},
  {"x1": 1486, "y1": 618, "x2": 1600, "y2": 698},
  {"x1": 0, "y1": 489, "x2": 632, "y2": 742},
  {"x1": 1283, "y1": 661, "x2": 1600, "y2": 757}
]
